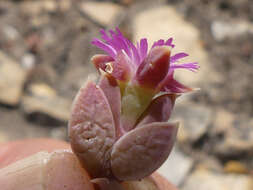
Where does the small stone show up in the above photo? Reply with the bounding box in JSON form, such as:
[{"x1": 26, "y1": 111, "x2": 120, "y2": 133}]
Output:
[
  {"x1": 43, "y1": 0, "x2": 57, "y2": 13},
  {"x1": 211, "y1": 109, "x2": 235, "y2": 135},
  {"x1": 80, "y1": 2, "x2": 124, "y2": 26},
  {"x1": 21, "y1": 83, "x2": 71, "y2": 123},
  {"x1": 0, "y1": 131, "x2": 8, "y2": 143},
  {"x1": 21, "y1": 53, "x2": 36, "y2": 70},
  {"x1": 50, "y1": 127, "x2": 68, "y2": 141},
  {"x1": 21, "y1": 0, "x2": 57, "y2": 15},
  {"x1": 29, "y1": 83, "x2": 56, "y2": 97},
  {"x1": 2, "y1": 25, "x2": 20, "y2": 41},
  {"x1": 211, "y1": 20, "x2": 253, "y2": 41},
  {"x1": 182, "y1": 167, "x2": 253, "y2": 190},
  {"x1": 224, "y1": 161, "x2": 249, "y2": 174},
  {"x1": 171, "y1": 103, "x2": 212, "y2": 143},
  {"x1": 58, "y1": 0, "x2": 71, "y2": 12},
  {"x1": 0, "y1": 51, "x2": 27, "y2": 105},
  {"x1": 158, "y1": 147, "x2": 194, "y2": 186},
  {"x1": 212, "y1": 116, "x2": 253, "y2": 157}
]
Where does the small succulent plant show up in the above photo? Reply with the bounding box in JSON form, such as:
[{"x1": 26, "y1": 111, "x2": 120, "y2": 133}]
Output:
[{"x1": 68, "y1": 28, "x2": 199, "y2": 182}]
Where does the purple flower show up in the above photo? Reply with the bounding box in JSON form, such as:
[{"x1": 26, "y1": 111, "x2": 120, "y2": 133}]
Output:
[
  {"x1": 68, "y1": 28, "x2": 199, "y2": 182},
  {"x1": 91, "y1": 28, "x2": 199, "y2": 93}
]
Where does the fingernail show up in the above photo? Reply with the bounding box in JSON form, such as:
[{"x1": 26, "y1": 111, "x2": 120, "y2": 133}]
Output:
[{"x1": 0, "y1": 150, "x2": 94, "y2": 190}]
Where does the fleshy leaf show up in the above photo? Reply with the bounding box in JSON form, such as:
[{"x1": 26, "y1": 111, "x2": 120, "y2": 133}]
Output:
[
  {"x1": 110, "y1": 122, "x2": 178, "y2": 180},
  {"x1": 98, "y1": 74, "x2": 124, "y2": 138},
  {"x1": 136, "y1": 94, "x2": 176, "y2": 127},
  {"x1": 68, "y1": 81, "x2": 116, "y2": 178}
]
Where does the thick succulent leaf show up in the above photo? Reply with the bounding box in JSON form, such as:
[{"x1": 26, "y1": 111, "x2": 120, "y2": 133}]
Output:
[
  {"x1": 68, "y1": 81, "x2": 116, "y2": 178},
  {"x1": 111, "y1": 122, "x2": 178, "y2": 181},
  {"x1": 98, "y1": 75, "x2": 124, "y2": 138},
  {"x1": 136, "y1": 94, "x2": 176, "y2": 127}
]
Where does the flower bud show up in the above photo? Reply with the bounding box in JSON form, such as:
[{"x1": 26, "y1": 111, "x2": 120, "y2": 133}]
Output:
[{"x1": 135, "y1": 46, "x2": 171, "y2": 89}]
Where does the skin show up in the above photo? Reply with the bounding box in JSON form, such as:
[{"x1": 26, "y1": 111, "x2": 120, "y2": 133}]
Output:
[{"x1": 0, "y1": 138, "x2": 178, "y2": 190}]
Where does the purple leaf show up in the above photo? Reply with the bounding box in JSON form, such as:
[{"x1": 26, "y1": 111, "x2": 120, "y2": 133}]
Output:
[
  {"x1": 98, "y1": 75, "x2": 124, "y2": 138},
  {"x1": 111, "y1": 122, "x2": 178, "y2": 180},
  {"x1": 68, "y1": 81, "x2": 116, "y2": 178},
  {"x1": 136, "y1": 94, "x2": 176, "y2": 127}
]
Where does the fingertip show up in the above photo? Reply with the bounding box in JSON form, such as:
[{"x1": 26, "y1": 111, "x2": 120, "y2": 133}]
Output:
[
  {"x1": 0, "y1": 150, "x2": 95, "y2": 190},
  {"x1": 151, "y1": 172, "x2": 178, "y2": 190},
  {"x1": 0, "y1": 138, "x2": 70, "y2": 168},
  {"x1": 45, "y1": 151, "x2": 94, "y2": 190}
]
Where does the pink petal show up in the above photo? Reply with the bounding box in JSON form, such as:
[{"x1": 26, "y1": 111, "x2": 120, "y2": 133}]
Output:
[
  {"x1": 170, "y1": 62, "x2": 199, "y2": 72},
  {"x1": 138, "y1": 38, "x2": 148, "y2": 63},
  {"x1": 68, "y1": 81, "x2": 116, "y2": 178},
  {"x1": 170, "y1": 52, "x2": 188, "y2": 63},
  {"x1": 111, "y1": 122, "x2": 178, "y2": 180},
  {"x1": 161, "y1": 74, "x2": 193, "y2": 93},
  {"x1": 128, "y1": 40, "x2": 141, "y2": 65},
  {"x1": 100, "y1": 29, "x2": 111, "y2": 42},
  {"x1": 165, "y1": 38, "x2": 175, "y2": 48},
  {"x1": 91, "y1": 39, "x2": 117, "y2": 58}
]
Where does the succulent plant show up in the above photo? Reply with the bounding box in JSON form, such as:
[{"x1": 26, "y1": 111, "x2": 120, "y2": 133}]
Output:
[{"x1": 68, "y1": 28, "x2": 199, "y2": 182}]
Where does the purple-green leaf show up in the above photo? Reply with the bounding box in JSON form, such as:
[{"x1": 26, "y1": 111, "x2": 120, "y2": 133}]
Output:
[
  {"x1": 68, "y1": 81, "x2": 116, "y2": 178},
  {"x1": 110, "y1": 122, "x2": 178, "y2": 180},
  {"x1": 98, "y1": 74, "x2": 124, "y2": 138}
]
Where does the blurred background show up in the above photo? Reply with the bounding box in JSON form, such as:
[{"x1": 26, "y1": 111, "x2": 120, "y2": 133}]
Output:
[{"x1": 0, "y1": 0, "x2": 252, "y2": 189}]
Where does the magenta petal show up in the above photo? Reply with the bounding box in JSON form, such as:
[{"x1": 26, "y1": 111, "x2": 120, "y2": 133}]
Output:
[
  {"x1": 161, "y1": 74, "x2": 193, "y2": 93},
  {"x1": 170, "y1": 62, "x2": 199, "y2": 72},
  {"x1": 128, "y1": 40, "x2": 141, "y2": 65},
  {"x1": 136, "y1": 94, "x2": 176, "y2": 127},
  {"x1": 68, "y1": 81, "x2": 116, "y2": 178},
  {"x1": 100, "y1": 29, "x2": 111, "y2": 42},
  {"x1": 153, "y1": 39, "x2": 165, "y2": 48},
  {"x1": 98, "y1": 75, "x2": 124, "y2": 138},
  {"x1": 138, "y1": 38, "x2": 148, "y2": 63},
  {"x1": 152, "y1": 38, "x2": 175, "y2": 49},
  {"x1": 91, "y1": 39, "x2": 117, "y2": 58},
  {"x1": 111, "y1": 122, "x2": 178, "y2": 180},
  {"x1": 165, "y1": 38, "x2": 174, "y2": 48},
  {"x1": 170, "y1": 52, "x2": 189, "y2": 63}
]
